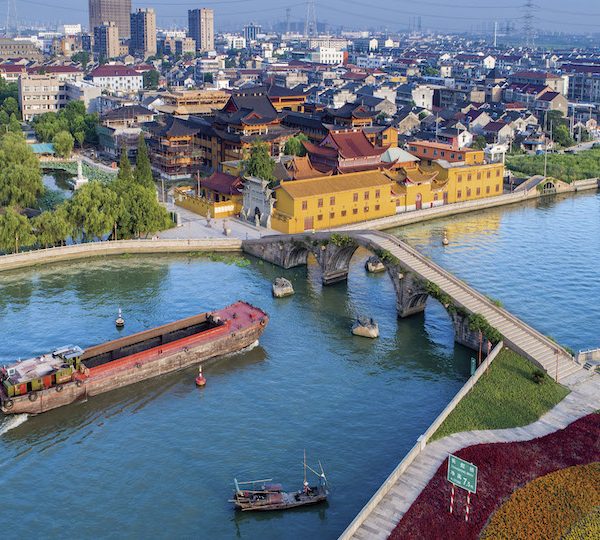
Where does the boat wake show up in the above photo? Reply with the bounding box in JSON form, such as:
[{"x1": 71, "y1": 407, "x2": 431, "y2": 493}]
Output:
[
  {"x1": 0, "y1": 414, "x2": 28, "y2": 435},
  {"x1": 234, "y1": 340, "x2": 259, "y2": 355}
]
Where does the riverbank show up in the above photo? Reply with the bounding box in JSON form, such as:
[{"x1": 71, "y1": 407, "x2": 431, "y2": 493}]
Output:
[
  {"x1": 0, "y1": 238, "x2": 242, "y2": 272},
  {"x1": 338, "y1": 178, "x2": 599, "y2": 232},
  {"x1": 343, "y1": 367, "x2": 599, "y2": 540}
]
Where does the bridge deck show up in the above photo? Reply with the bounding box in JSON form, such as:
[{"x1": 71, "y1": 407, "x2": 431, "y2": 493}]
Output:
[{"x1": 361, "y1": 231, "x2": 581, "y2": 382}]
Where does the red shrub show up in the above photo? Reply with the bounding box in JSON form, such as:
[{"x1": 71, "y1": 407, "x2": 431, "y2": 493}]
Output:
[{"x1": 389, "y1": 414, "x2": 600, "y2": 540}]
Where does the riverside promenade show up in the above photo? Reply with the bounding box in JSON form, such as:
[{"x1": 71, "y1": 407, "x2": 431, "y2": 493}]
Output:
[{"x1": 341, "y1": 368, "x2": 599, "y2": 540}]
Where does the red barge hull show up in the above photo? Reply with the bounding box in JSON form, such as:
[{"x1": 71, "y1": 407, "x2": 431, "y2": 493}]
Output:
[{"x1": 0, "y1": 302, "x2": 268, "y2": 415}]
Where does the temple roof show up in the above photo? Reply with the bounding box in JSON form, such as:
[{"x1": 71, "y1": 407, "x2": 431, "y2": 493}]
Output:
[
  {"x1": 145, "y1": 116, "x2": 201, "y2": 138},
  {"x1": 326, "y1": 102, "x2": 375, "y2": 120},
  {"x1": 201, "y1": 171, "x2": 243, "y2": 195},
  {"x1": 326, "y1": 130, "x2": 388, "y2": 159},
  {"x1": 283, "y1": 155, "x2": 331, "y2": 180},
  {"x1": 277, "y1": 170, "x2": 394, "y2": 199}
]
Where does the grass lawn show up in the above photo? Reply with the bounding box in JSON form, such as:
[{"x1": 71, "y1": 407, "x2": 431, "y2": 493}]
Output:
[
  {"x1": 506, "y1": 148, "x2": 600, "y2": 182},
  {"x1": 431, "y1": 348, "x2": 570, "y2": 441}
]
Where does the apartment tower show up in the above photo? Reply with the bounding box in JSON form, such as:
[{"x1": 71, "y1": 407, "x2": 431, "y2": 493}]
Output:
[
  {"x1": 130, "y1": 8, "x2": 157, "y2": 57},
  {"x1": 93, "y1": 21, "x2": 120, "y2": 59},
  {"x1": 89, "y1": 0, "x2": 132, "y2": 39},
  {"x1": 188, "y1": 8, "x2": 214, "y2": 53}
]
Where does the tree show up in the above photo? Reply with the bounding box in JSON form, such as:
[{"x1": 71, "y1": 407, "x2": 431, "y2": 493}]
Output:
[
  {"x1": 472, "y1": 135, "x2": 487, "y2": 150},
  {"x1": 2, "y1": 96, "x2": 19, "y2": 117},
  {"x1": 143, "y1": 70, "x2": 159, "y2": 89},
  {"x1": 117, "y1": 146, "x2": 134, "y2": 183},
  {"x1": 0, "y1": 207, "x2": 36, "y2": 253},
  {"x1": 68, "y1": 181, "x2": 121, "y2": 241},
  {"x1": 53, "y1": 130, "x2": 74, "y2": 158},
  {"x1": 32, "y1": 205, "x2": 73, "y2": 247},
  {"x1": 134, "y1": 134, "x2": 154, "y2": 188},
  {"x1": 31, "y1": 102, "x2": 98, "y2": 145},
  {"x1": 8, "y1": 113, "x2": 21, "y2": 133},
  {"x1": 71, "y1": 51, "x2": 90, "y2": 68},
  {"x1": 74, "y1": 130, "x2": 85, "y2": 148},
  {"x1": 117, "y1": 183, "x2": 171, "y2": 238},
  {"x1": 284, "y1": 133, "x2": 308, "y2": 156},
  {"x1": 553, "y1": 124, "x2": 575, "y2": 148},
  {"x1": 245, "y1": 141, "x2": 275, "y2": 182},
  {"x1": 203, "y1": 72, "x2": 214, "y2": 84},
  {"x1": 0, "y1": 132, "x2": 43, "y2": 208}
]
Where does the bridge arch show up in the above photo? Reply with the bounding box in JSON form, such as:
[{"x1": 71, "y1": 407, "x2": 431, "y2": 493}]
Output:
[
  {"x1": 242, "y1": 230, "x2": 579, "y2": 379},
  {"x1": 243, "y1": 232, "x2": 492, "y2": 352}
]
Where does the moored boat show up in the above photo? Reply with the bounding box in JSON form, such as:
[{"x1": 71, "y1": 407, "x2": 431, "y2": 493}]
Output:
[
  {"x1": 230, "y1": 452, "x2": 328, "y2": 512},
  {"x1": 0, "y1": 301, "x2": 268, "y2": 415}
]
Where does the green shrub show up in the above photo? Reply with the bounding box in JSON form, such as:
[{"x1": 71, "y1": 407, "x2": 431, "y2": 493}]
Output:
[{"x1": 531, "y1": 369, "x2": 545, "y2": 385}]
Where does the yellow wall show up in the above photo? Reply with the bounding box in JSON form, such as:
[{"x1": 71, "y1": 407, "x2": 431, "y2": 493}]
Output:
[
  {"x1": 431, "y1": 162, "x2": 504, "y2": 203},
  {"x1": 174, "y1": 187, "x2": 242, "y2": 218},
  {"x1": 394, "y1": 162, "x2": 505, "y2": 210},
  {"x1": 272, "y1": 178, "x2": 397, "y2": 234}
]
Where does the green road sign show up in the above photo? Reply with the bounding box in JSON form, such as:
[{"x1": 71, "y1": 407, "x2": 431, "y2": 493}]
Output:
[{"x1": 447, "y1": 454, "x2": 478, "y2": 493}]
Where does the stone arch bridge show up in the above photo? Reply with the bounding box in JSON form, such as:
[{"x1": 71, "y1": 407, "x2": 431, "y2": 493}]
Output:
[{"x1": 243, "y1": 230, "x2": 581, "y2": 383}]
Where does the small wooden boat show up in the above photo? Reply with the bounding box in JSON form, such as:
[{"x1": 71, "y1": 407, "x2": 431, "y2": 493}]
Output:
[{"x1": 230, "y1": 452, "x2": 328, "y2": 512}]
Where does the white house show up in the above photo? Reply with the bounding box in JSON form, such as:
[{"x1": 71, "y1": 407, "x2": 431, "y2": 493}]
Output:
[
  {"x1": 89, "y1": 65, "x2": 143, "y2": 95},
  {"x1": 308, "y1": 47, "x2": 344, "y2": 65}
]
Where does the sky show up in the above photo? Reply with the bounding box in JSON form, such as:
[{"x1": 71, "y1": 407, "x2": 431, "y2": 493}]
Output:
[{"x1": 10, "y1": 0, "x2": 600, "y2": 34}]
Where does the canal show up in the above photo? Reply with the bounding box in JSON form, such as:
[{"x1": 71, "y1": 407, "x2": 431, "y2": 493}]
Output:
[{"x1": 0, "y1": 190, "x2": 598, "y2": 538}]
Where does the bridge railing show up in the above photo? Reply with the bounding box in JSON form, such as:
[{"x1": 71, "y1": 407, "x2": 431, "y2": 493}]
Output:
[{"x1": 367, "y1": 230, "x2": 576, "y2": 363}]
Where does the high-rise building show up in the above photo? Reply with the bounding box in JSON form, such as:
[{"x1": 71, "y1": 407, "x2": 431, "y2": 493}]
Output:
[
  {"x1": 188, "y1": 8, "x2": 214, "y2": 53},
  {"x1": 130, "y1": 8, "x2": 157, "y2": 57},
  {"x1": 93, "y1": 21, "x2": 120, "y2": 60},
  {"x1": 89, "y1": 0, "x2": 132, "y2": 39},
  {"x1": 243, "y1": 22, "x2": 261, "y2": 42}
]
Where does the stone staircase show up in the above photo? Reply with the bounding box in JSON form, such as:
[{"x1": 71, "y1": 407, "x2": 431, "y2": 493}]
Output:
[{"x1": 362, "y1": 232, "x2": 582, "y2": 383}]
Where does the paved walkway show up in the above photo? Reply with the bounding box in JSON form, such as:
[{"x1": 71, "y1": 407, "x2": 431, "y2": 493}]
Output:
[
  {"x1": 159, "y1": 198, "x2": 275, "y2": 241},
  {"x1": 347, "y1": 369, "x2": 600, "y2": 540}
]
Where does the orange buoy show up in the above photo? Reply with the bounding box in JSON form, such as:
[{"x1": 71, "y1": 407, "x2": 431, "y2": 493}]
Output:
[{"x1": 195, "y1": 367, "x2": 206, "y2": 387}]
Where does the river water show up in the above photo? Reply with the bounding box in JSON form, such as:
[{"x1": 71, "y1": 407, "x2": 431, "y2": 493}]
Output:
[{"x1": 0, "y1": 190, "x2": 598, "y2": 539}]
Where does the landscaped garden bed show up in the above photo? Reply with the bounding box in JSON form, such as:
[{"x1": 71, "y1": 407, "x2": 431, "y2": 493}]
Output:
[
  {"x1": 389, "y1": 413, "x2": 600, "y2": 540},
  {"x1": 431, "y1": 348, "x2": 569, "y2": 441},
  {"x1": 481, "y1": 463, "x2": 600, "y2": 539}
]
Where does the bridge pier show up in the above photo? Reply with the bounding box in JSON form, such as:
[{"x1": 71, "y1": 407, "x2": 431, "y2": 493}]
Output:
[
  {"x1": 313, "y1": 242, "x2": 359, "y2": 285},
  {"x1": 450, "y1": 311, "x2": 491, "y2": 352}
]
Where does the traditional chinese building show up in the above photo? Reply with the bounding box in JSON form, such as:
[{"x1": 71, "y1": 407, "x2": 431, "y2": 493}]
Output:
[
  {"x1": 174, "y1": 171, "x2": 243, "y2": 218},
  {"x1": 302, "y1": 128, "x2": 389, "y2": 174},
  {"x1": 146, "y1": 116, "x2": 204, "y2": 180}
]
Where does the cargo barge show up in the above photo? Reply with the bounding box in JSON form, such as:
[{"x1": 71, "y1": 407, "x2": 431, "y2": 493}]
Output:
[{"x1": 0, "y1": 301, "x2": 268, "y2": 415}]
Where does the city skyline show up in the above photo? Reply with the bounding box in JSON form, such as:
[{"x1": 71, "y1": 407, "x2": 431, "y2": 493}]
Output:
[{"x1": 7, "y1": 0, "x2": 600, "y2": 34}]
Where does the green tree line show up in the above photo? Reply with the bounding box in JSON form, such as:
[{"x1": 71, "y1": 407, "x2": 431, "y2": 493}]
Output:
[
  {"x1": 0, "y1": 76, "x2": 21, "y2": 134},
  {"x1": 32, "y1": 101, "x2": 99, "y2": 148},
  {"x1": 0, "y1": 133, "x2": 172, "y2": 253}
]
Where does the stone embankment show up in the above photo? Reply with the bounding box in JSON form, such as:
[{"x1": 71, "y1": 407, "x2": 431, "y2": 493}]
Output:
[
  {"x1": 0, "y1": 238, "x2": 242, "y2": 272},
  {"x1": 340, "y1": 178, "x2": 599, "y2": 232}
]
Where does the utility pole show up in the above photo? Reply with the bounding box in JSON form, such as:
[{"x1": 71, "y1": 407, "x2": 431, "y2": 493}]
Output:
[
  {"x1": 544, "y1": 121, "x2": 552, "y2": 178},
  {"x1": 523, "y1": 0, "x2": 536, "y2": 49}
]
